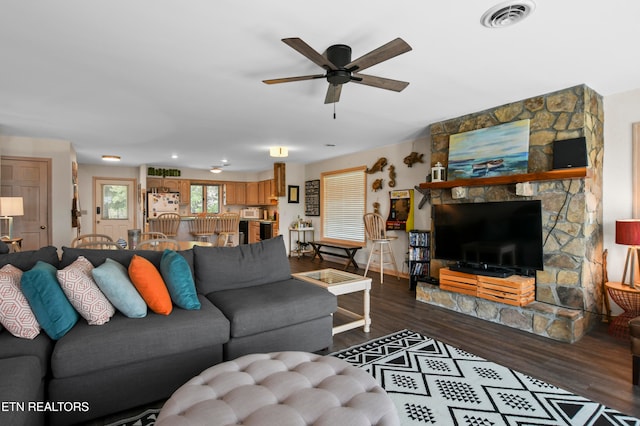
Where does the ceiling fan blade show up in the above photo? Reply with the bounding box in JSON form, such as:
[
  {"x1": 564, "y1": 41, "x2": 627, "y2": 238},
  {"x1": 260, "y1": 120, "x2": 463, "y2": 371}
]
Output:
[
  {"x1": 346, "y1": 38, "x2": 412, "y2": 72},
  {"x1": 262, "y1": 74, "x2": 326, "y2": 84},
  {"x1": 282, "y1": 38, "x2": 338, "y2": 71},
  {"x1": 351, "y1": 73, "x2": 410, "y2": 92},
  {"x1": 324, "y1": 84, "x2": 342, "y2": 104}
]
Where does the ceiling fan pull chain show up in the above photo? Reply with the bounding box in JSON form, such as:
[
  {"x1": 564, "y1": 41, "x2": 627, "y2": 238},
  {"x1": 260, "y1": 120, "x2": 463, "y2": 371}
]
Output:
[{"x1": 333, "y1": 85, "x2": 337, "y2": 119}]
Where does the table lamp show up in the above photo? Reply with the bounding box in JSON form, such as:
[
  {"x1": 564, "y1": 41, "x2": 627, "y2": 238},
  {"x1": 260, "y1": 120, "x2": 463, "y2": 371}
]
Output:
[
  {"x1": 616, "y1": 219, "x2": 640, "y2": 288},
  {"x1": 0, "y1": 197, "x2": 24, "y2": 239}
]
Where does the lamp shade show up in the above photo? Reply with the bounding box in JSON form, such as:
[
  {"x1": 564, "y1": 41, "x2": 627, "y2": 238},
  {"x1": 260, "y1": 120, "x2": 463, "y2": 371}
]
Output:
[
  {"x1": 616, "y1": 219, "x2": 640, "y2": 246},
  {"x1": 0, "y1": 197, "x2": 24, "y2": 217}
]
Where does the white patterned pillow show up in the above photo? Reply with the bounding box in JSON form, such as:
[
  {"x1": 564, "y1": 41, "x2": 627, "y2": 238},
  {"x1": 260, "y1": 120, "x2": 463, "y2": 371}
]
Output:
[
  {"x1": 0, "y1": 264, "x2": 41, "y2": 339},
  {"x1": 56, "y1": 256, "x2": 115, "y2": 325}
]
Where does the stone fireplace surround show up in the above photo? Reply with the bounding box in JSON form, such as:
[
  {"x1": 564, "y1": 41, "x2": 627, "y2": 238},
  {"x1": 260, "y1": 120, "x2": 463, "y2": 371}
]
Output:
[{"x1": 416, "y1": 84, "x2": 604, "y2": 343}]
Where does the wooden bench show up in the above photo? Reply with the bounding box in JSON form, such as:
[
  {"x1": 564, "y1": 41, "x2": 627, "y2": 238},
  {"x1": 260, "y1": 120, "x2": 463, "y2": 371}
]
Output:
[{"x1": 309, "y1": 240, "x2": 364, "y2": 271}]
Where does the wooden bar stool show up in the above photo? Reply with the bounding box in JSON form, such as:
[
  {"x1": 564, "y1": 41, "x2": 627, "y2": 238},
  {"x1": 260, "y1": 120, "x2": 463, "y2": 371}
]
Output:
[{"x1": 363, "y1": 213, "x2": 400, "y2": 283}]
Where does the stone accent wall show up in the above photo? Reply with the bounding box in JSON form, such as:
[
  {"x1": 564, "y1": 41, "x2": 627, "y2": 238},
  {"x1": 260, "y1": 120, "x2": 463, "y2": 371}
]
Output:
[{"x1": 417, "y1": 84, "x2": 604, "y2": 342}]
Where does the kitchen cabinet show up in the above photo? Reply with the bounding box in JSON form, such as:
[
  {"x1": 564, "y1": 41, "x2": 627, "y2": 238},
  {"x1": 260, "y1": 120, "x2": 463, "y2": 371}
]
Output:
[
  {"x1": 179, "y1": 180, "x2": 190, "y2": 205},
  {"x1": 257, "y1": 179, "x2": 276, "y2": 205},
  {"x1": 225, "y1": 183, "x2": 236, "y2": 205},
  {"x1": 225, "y1": 182, "x2": 247, "y2": 205},
  {"x1": 246, "y1": 182, "x2": 259, "y2": 205},
  {"x1": 249, "y1": 221, "x2": 260, "y2": 243},
  {"x1": 235, "y1": 182, "x2": 246, "y2": 205},
  {"x1": 258, "y1": 180, "x2": 267, "y2": 205},
  {"x1": 146, "y1": 178, "x2": 190, "y2": 205}
]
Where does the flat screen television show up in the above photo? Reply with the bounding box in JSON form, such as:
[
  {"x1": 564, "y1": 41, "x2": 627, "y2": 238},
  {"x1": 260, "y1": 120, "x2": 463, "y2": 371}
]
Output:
[{"x1": 433, "y1": 200, "x2": 544, "y2": 277}]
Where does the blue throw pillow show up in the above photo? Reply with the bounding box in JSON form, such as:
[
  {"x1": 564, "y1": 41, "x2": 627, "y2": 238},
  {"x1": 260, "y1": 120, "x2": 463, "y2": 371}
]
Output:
[
  {"x1": 92, "y1": 258, "x2": 147, "y2": 318},
  {"x1": 160, "y1": 250, "x2": 200, "y2": 310},
  {"x1": 21, "y1": 261, "x2": 79, "y2": 340}
]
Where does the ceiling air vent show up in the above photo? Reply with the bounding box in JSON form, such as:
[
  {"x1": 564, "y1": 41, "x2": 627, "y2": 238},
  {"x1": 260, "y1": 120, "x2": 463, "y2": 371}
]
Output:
[{"x1": 481, "y1": 0, "x2": 536, "y2": 28}]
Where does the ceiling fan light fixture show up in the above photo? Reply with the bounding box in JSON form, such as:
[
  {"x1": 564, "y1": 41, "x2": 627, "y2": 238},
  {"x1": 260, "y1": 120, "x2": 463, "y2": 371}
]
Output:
[
  {"x1": 270, "y1": 146, "x2": 288, "y2": 158},
  {"x1": 102, "y1": 155, "x2": 121, "y2": 162},
  {"x1": 210, "y1": 167, "x2": 223, "y2": 174},
  {"x1": 481, "y1": 0, "x2": 536, "y2": 28}
]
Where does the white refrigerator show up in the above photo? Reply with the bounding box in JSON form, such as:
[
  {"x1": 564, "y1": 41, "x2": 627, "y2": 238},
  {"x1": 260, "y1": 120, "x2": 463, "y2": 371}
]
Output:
[{"x1": 147, "y1": 192, "x2": 180, "y2": 218}]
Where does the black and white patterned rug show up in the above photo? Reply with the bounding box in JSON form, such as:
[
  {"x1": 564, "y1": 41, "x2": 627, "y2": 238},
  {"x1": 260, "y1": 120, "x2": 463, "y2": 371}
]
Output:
[
  {"x1": 332, "y1": 329, "x2": 639, "y2": 426},
  {"x1": 107, "y1": 329, "x2": 639, "y2": 426}
]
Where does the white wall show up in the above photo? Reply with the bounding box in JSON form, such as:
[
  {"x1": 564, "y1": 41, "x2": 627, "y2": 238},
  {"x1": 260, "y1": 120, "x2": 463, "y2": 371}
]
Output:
[
  {"x1": 303, "y1": 135, "x2": 431, "y2": 275},
  {"x1": 603, "y1": 88, "x2": 640, "y2": 288},
  {"x1": 0, "y1": 135, "x2": 75, "y2": 248}
]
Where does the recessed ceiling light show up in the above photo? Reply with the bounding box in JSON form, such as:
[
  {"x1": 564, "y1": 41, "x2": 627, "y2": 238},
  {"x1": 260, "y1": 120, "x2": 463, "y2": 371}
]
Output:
[
  {"x1": 171, "y1": 154, "x2": 178, "y2": 159},
  {"x1": 102, "y1": 155, "x2": 121, "y2": 162},
  {"x1": 481, "y1": 0, "x2": 536, "y2": 28}
]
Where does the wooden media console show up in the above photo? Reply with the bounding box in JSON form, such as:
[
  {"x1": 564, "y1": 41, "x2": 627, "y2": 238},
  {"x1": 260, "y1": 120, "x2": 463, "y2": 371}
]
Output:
[{"x1": 439, "y1": 268, "x2": 535, "y2": 307}]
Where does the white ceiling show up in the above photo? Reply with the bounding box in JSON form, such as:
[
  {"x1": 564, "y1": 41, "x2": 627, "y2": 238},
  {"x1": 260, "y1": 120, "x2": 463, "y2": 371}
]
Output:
[{"x1": 2, "y1": 1, "x2": 639, "y2": 172}]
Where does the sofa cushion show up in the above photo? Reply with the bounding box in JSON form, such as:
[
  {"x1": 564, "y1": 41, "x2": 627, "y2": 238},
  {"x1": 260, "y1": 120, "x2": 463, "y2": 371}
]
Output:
[
  {"x1": 92, "y1": 258, "x2": 147, "y2": 318},
  {"x1": 0, "y1": 264, "x2": 40, "y2": 339},
  {"x1": 60, "y1": 246, "x2": 194, "y2": 271},
  {"x1": 0, "y1": 240, "x2": 9, "y2": 254},
  {"x1": 0, "y1": 356, "x2": 44, "y2": 426},
  {"x1": 0, "y1": 331, "x2": 52, "y2": 376},
  {"x1": 160, "y1": 250, "x2": 200, "y2": 310},
  {"x1": 50, "y1": 295, "x2": 229, "y2": 379},
  {"x1": 207, "y1": 278, "x2": 337, "y2": 338},
  {"x1": 194, "y1": 236, "x2": 291, "y2": 294},
  {"x1": 21, "y1": 261, "x2": 79, "y2": 340},
  {"x1": 129, "y1": 255, "x2": 172, "y2": 315},
  {"x1": 0, "y1": 245, "x2": 59, "y2": 270},
  {"x1": 57, "y1": 256, "x2": 116, "y2": 325}
]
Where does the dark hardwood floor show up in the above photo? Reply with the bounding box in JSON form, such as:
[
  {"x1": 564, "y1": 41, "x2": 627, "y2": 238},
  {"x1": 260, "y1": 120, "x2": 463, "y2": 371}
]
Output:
[{"x1": 291, "y1": 256, "x2": 640, "y2": 418}]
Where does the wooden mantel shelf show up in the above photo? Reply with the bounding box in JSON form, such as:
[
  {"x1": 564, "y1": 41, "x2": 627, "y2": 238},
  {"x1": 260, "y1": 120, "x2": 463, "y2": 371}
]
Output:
[{"x1": 419, "y1": 167, "x2": 590, "y2": 190}]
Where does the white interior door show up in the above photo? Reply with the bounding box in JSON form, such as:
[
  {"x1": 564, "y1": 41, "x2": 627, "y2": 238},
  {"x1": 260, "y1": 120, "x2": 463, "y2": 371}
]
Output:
[{"x1": 94, "y1": 178, "x2": 136, "y2": 241}]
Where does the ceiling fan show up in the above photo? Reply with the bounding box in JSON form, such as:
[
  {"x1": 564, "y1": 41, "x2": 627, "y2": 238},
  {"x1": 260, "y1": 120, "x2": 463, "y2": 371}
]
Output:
[{"x1": 263, "y1": 37, "x2": 412, "y2": 104}]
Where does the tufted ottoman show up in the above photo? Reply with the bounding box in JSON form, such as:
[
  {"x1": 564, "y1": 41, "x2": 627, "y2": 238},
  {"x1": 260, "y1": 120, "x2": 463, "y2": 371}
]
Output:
[{"x1": 156, "y1": 351, "x2": 399, "y2": 426}]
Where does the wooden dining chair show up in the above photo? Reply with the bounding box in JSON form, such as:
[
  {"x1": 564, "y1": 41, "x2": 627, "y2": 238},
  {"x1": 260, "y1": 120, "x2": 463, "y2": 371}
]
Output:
[
  {"x1": 139, "y1": 232, "x2": 168, "y2": 241},
  {"x1": 149, "y1": 213, "x2": 181, "y2": 238},
  {"x1": 74, "y1": 241, "x2": 123, "y2": 250},
  {"x1": 136, "y1": 238, "x2": 180, "y2": 251},
  {"x1": 71, "y1": 233, "x2": 114, "y2": 248}
]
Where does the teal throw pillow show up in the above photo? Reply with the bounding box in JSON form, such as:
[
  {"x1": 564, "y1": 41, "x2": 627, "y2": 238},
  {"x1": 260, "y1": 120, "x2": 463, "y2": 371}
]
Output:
[
  {"x1": 160, "y1": 250, "x2": 200, "y2": 310},
  {"x1": 92, "y1": 258, "x2": 147, "y2": 318},
  {"x1": 21, "y1": 261, "x2": 79, "y2": 340}
]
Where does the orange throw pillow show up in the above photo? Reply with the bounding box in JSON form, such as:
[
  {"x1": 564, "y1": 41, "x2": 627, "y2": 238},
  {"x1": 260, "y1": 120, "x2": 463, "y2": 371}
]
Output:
[{"x1": 128, "y1": 255, "x2": 172, "y2": 315}]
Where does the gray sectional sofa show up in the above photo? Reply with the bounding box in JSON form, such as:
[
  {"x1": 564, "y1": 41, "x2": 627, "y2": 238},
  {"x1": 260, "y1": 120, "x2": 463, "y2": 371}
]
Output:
[{"x1": 0, "y1": 236, "x2": 337, "y2": 425}]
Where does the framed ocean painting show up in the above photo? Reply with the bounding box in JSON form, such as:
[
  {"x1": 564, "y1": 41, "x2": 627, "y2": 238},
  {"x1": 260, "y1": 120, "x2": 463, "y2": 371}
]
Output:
[{"x1": 447, "y1": 119, "x2": 530, "y2": 180}]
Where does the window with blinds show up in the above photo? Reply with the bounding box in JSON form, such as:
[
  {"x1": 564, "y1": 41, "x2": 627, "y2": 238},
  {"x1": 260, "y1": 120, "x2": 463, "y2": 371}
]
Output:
[{"x1": 321, "y1": 167, "x2": 366, "y2": 243}]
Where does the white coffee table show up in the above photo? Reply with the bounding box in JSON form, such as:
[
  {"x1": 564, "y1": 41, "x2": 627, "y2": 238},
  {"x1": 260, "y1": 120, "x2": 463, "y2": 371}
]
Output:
[{"x1": 293, "y1": 268, "x2": 371, "y2": 334}]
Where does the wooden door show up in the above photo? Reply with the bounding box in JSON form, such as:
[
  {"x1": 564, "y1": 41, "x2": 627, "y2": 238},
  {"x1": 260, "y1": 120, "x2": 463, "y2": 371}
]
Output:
[
  {"x1": 0, "y1": 156, "x2": 51, "y2": 250},
  {"x1": 94, "y1": 178, "x2": 136, "y2": 241}
]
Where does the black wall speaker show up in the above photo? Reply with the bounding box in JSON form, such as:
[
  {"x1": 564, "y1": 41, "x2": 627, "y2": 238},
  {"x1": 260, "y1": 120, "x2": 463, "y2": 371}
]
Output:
[{"x1": 552, "y1": 137, "x2": 587, "y2": 169}]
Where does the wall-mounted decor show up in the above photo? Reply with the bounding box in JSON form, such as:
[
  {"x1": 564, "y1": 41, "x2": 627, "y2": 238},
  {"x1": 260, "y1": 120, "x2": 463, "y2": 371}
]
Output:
[
  {"x1": 365, "y1": 157, "x2": 387, "y2": 174},
  {"x1": 288, "y1": 185, "x2": 299, "y2": 203},
  {"x1": 371, "y1": 178, "x2": 384, "y2": 191},
  {"x1": 447, "y1": 119, "x2": 530, "y2": 181},
  {"x1": 388, "y1": 165, "x2": 396, "y2": 187},
  {"x1": 387, "y1": 189, "x2": 414, "y2": 231},
  {"x1": 305, "y1": 180, "x2": 320, "y2": 216},
  {"x1": 403, "y1": 152, "x2": 424, "y2": 167}
]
